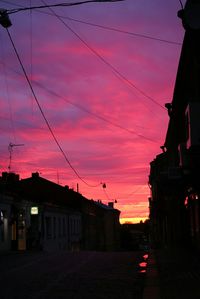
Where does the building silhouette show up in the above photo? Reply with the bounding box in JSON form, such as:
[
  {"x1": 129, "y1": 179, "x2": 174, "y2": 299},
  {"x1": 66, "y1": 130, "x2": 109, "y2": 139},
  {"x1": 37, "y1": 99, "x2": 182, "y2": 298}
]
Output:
[
  {"x1": 149, "y1": 0, "x2": 200, "y2": 249},
  {"x1": 0, "y1": 172, "x2": 120, "y2": 252}
]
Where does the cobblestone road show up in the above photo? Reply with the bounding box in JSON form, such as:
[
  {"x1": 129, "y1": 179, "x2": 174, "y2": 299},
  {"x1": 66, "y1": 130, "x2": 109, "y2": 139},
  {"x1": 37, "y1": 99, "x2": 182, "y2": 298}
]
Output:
[{"x1": 0, "y1": 251, "x2": 145, "y2": 299}]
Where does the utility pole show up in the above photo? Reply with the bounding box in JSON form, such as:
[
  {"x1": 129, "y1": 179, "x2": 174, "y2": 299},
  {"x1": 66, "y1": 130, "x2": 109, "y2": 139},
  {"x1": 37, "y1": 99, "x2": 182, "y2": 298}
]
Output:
[{"x1": 8, "y1": 142, "x2": 24, "y2": 172}]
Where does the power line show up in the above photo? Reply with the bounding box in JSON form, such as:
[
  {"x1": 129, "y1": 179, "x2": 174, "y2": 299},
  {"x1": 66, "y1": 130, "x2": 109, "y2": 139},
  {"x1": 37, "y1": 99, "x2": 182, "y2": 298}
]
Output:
[
  {"x1": 178, "y1": 0, "x2": 184, "y2": 10},
  {"x1": 0, "y1": 0, "x2": 182, "y2": 46},
  {"x1": 44, "y1": 0, "x2": 165, "y2": 111},
  {"x1": 6, "y1": 28, "x2": 100, "y2": 188},
  {"x1": 101, "y1": 183, "x2": 112, "y2": 201},
  {"x1": 6, "y1": 0, "x2": 124, "y2": 15},
  {"x1": 33, "y1": 81, "x2": 158, "y2": 143},
  {"x1": 0, "y1": 60, "x2": 159, "y2": 143},
  {"x1": 0, "y1": 34, "x2": 17, "y2": 142},
  {"x1": 58, "y1": 16, "x2": 182, "y2": 46},
  {"x1": 0, "y1": 0, "x2": 172, "y2": 111},
  {"x1": 42, "y1": 0, "x2": 165, "y2": 111},
  {"x1": 29, "y1": 0, "x2": 34, "y2": 114},
  {"x1": 1, "y1": 1, "x2": 163, "y2": 141},
  {"x1": 0, "y1": 3, "x2": 164, "y2": 139},
  {"x1": 117, "y1": 185, "x2": 144, "y2": 199}
]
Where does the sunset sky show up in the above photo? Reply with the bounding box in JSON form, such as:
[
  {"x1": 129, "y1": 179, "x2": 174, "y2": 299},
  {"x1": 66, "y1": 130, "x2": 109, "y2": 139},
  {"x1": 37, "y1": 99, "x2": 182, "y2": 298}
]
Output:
[{"x1": 0, "y1": 0, "x2": 185, "y2": 223}]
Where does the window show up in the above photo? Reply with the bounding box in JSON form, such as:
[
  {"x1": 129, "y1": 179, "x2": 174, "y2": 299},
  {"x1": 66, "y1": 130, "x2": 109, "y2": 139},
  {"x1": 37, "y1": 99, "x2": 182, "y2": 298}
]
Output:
[
  {"x1": 0, "y1": 210, "x2": 3, "y2": 222},
  {"x1": 0, "y1": 210, "x2": 4, "y2": 241}
]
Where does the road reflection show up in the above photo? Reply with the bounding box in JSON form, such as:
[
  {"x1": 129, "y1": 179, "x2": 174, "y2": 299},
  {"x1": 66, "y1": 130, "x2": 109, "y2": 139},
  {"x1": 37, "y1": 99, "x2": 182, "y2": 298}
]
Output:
[{"x1": 138, "y1": 253, "x2": 149, "y2": 274}]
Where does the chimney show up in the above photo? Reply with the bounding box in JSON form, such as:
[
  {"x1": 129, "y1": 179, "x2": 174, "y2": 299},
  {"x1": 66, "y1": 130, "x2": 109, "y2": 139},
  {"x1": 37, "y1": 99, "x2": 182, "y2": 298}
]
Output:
[
  {"x1": 32, "y1": 172, "x2": 39, "y2": 179},
  {"x1": 108, "y1": 202, "x2": 114, "y2": 208},
  {"x1": 1, "y1": 172, "x2": 19, "y2": 183}
]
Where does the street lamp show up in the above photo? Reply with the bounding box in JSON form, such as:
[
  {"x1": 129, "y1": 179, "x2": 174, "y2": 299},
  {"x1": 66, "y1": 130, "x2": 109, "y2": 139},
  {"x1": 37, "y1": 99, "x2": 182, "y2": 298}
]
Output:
[
  {"x1": 0, "y1": 9, "x2": 12, "y2": 28},
  {"x1": 0, "y1": 0, "x2": 125, "y2": 28},
  {"x1": 178, "y1": 0, "x2": 200, "y2": 30}
]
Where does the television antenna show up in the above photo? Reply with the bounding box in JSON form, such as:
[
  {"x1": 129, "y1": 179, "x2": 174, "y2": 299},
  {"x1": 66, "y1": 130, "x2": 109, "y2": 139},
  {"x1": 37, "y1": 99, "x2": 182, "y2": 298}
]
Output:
[{"x1": 8, "y1": 142, "x2": 24, "y2": 172}]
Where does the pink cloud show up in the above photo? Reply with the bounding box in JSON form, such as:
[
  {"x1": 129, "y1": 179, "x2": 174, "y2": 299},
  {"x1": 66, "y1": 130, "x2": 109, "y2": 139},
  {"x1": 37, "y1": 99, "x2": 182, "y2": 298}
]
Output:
[{"x1": 0, "y1": 0, "x2": 184, "y2": 223}]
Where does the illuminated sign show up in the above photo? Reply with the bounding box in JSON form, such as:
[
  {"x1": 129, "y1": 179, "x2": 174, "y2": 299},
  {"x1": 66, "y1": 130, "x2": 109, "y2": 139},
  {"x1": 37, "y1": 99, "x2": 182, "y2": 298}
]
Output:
[{"x1": 31, "y1": 207, "x2": 38, "y2": 215}]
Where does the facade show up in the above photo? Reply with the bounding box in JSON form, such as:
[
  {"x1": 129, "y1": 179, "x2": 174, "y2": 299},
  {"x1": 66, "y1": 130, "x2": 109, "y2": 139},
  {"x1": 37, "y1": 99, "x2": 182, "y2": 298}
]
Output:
[
  {"x1": 0, "y1": 193, "x2": 13, "y2": 251},
  {"x1": 0, "y1": 172, "x2": 82, "y2": 251},
  {"x1": 0, "y1": 172, "x2": 120, "y2": 252},
  {"x1": 149, "y1": 1, "x2": 200, "y2": 249},
  {"x1": 94, "y1": 201, "x2": 121, "y2": 251},
  {"x1": 149, "y1": 151, "x2": 187, "y2": 248},
  {"x1": 121, "y1": 222, "x2": 149, "y2": 251}
]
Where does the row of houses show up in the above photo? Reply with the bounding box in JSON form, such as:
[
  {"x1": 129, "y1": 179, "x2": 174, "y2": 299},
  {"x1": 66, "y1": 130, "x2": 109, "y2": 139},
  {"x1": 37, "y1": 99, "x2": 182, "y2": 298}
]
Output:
[
  {"x1": 148, "y1": 1, "x2": 200, "y2": 249},
  {"x1": 0, "y1": 171, "x2": 121, "y2": 252}
]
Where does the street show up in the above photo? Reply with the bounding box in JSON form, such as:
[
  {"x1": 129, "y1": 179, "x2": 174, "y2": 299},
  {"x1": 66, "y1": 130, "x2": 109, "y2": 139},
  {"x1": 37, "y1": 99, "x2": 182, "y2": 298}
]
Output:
[{"x1": 0, "y1": 251, "x2": 146, "y2": 299}]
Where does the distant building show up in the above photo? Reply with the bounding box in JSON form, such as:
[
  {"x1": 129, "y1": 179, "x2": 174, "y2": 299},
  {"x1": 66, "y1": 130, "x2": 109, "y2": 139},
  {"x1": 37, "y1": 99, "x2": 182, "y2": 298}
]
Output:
[{"x1": 120, "y1": 222, "x2": 149, "y2": 251}]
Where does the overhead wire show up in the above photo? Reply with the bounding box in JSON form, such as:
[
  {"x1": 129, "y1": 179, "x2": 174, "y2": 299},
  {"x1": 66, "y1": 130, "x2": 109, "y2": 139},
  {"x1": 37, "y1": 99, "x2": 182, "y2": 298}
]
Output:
[
  {"x1": 33, "y1": 81, "x2": 158, "y2": 143},
  {"x1": 29, "y1": 0, "x2": 34, "y2": 114},
  {"x1": 1, "y1": 0, "x2": 166, "y2": 191},
  {"x1": 0, "y1": 1, "x2": 161, "y2": 202},
  {"x1": 0, "y1": 56, "x2": 157, "y2": 198},
  {"x1": 0, "y1": 2, "x2": 178, "y2": 115},
  {"x1": 55, "y1": 15, "x2": 182, "y2": 46},
  {"x1": 178, "y1": 0, "x2": 184, "y2": 10},
  {"x1": 0, "y1": 0, "x2": 162, "y2": 143},
  {"x1": 6, "y1": 0, "x2": 124, "y2": 15},
  {"x1": 0, "y1": 1, "x2": 172, "y2": 210},
  {"x1": 0, "y1": 59, "x2": 159, "y2": 143},
  {"x1": 0, "y1": 0, "x2": 182, "y2": 46},
  {"x1": 117, "y1": 185, "x2": 145, "y2": 199},
  {"x1": 0, "y1": 114, "x2": 46, "y2": 131},
  {"x1": 0, "y1": 32, "x2": 16, "y2": 143},
  {"x1": 41, "y1": 0, "x2": 165, "y2": 111},
  {"x1": 2, "y1": 0, "x2": 170, "y2": 111},
  {"x1": 101, "y1": 183, "x2": 142, "y2": 203},
  {"x1": 6, "y1": 28, "x2": 101, "y2": 188},
  {"x1": 102, "y1": 185, "x2": 112, "y2": 201}
]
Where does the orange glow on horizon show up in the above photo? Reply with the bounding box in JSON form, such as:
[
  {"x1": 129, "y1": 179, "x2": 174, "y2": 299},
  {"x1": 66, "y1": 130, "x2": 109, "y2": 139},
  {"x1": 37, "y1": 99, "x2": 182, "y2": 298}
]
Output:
[{"x1": 120, "y1": 217, "x2": 148, "y2": 224}]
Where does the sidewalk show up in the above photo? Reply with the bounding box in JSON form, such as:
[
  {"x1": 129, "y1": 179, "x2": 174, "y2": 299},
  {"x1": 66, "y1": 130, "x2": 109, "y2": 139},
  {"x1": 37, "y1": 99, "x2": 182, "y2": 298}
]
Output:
[{"x1": 143, "y1": 248, "x2": 200, "y2": 299}]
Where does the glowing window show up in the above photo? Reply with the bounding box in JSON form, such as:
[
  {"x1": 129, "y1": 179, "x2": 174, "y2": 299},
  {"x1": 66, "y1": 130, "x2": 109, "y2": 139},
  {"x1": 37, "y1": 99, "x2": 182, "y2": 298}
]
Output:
[
  {"x1": 0, "y1": 211, "x2": 3, "y2": 222},
  {"x1": 31, "y1": 207, "x2": 38, "y2": 215}
]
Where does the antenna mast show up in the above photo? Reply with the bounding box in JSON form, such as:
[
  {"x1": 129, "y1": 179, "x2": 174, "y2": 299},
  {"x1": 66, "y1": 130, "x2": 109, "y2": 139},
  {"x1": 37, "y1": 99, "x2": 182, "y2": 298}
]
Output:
[{"x1": 8, "y1": 142, "x2": 24, "y2": 172}]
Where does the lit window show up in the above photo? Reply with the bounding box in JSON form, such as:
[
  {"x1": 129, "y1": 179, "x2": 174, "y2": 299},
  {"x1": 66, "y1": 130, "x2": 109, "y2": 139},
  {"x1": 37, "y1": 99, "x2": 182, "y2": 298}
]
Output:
[
  {"x1": 31, "y1": 207, "x2": 38, "y2": 215},
  {"x1": 0, "y1": 211, "x2": 3, "y2": 223}
]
